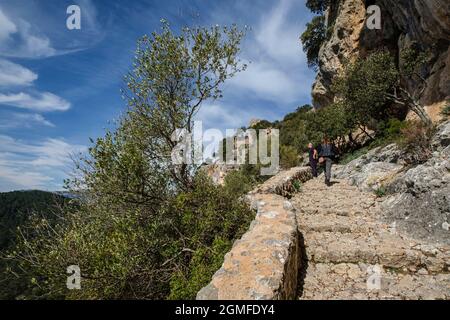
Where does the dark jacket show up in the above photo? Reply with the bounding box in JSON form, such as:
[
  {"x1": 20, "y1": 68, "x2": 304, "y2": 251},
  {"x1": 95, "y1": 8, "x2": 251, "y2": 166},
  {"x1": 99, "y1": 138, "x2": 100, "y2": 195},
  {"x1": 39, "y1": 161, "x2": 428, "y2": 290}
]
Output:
[
  {"x1": 308, "y1": 147, "x2": 317, "y2": 163},
  {"x1": 317, "y1": 143, "x2": 337, "y2": 159}
]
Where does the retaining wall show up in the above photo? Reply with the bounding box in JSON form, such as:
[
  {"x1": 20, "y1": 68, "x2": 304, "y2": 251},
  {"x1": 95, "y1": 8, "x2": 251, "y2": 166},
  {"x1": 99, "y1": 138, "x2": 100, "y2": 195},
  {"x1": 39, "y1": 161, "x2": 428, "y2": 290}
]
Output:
[{"x1": 196, "y1": 167, "x2": 313, "y2": 300}]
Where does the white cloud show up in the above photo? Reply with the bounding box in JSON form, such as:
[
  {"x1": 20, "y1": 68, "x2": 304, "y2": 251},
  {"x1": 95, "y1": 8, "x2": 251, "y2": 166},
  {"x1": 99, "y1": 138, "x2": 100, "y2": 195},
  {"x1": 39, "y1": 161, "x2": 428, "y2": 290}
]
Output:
[
  {"x1": 0, "y1": 163, "x2": 53, "y2": 191},
  {"x1": 0, "y1": 91, "x2": 71, "y2": 112},
  {"x1": 220, "y1": 0, "x2": 314, "y2": 105},
  {"x1": 255, "y1": 0, "x2": 304, "y2": 64},
  {"x1": 0, "y1": 8, "x2": 56, "y2": 58},
  {"x1": 0, "y1": 135, "x2": 85, "y2": 191},
  {"x1": 0, "y1": 58, "x2": 38, "y2": 86},
  {"x1": 228, "y1": 60, "x2": 299, "y2": 103},
  {"x1": 0, "y1": 112, "x2": 54, "y2": 129},
  {"x1": 0, "y1": 7, "x2": 16, "y2": 42},
  {"x1": 197, "y1": 103, "x2": 251, "y2": 129}
]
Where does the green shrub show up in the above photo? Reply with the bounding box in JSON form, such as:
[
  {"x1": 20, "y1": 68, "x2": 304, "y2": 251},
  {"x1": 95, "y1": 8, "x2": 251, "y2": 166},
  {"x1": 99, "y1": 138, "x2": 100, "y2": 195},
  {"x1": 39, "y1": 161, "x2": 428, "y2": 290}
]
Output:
[
  {"x1": 384, "y1": 118, "x2": 407, "y2": 138},
  {"x1": 280, "y1": 145, "x2": 300, "y2": 169},
  {"x1": 223, "y1": 170, "x2": 255, "y2": 196},
  {"x1": 441, "y1": 104, "x2": 450, "y2": 117},
  {"x1": 168, "y1": 237, "x2": 230, "y2": 300},
  {"x1": 166, "y1": 174, "x2": 254, "y2": 299},
  {"x1": 374, "y1": 186, "x2": 387, "y2": 198},
  {"x1": 292, "y1": 180, "x2": 302, "y2": 192}
]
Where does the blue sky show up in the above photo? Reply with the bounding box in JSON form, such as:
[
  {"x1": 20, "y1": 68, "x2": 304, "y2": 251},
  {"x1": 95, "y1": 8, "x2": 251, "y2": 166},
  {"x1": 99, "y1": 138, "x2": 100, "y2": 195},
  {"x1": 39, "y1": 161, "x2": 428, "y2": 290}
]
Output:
[{"x1": 0, "y1": 0, "x2": 316, "y2": 192}]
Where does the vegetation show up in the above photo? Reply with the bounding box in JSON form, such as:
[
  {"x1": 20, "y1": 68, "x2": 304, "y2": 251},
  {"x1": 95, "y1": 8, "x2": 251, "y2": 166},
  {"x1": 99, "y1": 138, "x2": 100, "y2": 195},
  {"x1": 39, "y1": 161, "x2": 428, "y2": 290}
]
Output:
[
  {"x1": 441, "y1": 104, "x2": 450, "y2": 117},
  {"x1": 301, "y1": 1, "x2": 333, "y2": 69},
  {"x1": 280, "y1": 145, "x2": 300, "y2": 169},
  {"x1": 398, "y1": 120, "x2": 433, "y2": 165},
  {"x1": 305, "y1": 0, "x2": 330, "y2": 14},
  {"x1": 300, "y1": 15, "x2": 327, "y2": 69},
  {"x1": 374, "y1": 186, "x2": 387, "y2": 198},
  {"x1": 334, "y1": 50, "x2": 432, "y2": 134},
  {"x1": 292, "y1": 180, "x2": 302, "y2": 193},
  {"x1": 0, "y1": 191, "x2": 72, "y2": 299},
  {"x1": 1, "y1": 4, "x2": 440, "y2": 301},
  {"x1": 5, "y1": 21, "x2": 253, "y2": 300}
]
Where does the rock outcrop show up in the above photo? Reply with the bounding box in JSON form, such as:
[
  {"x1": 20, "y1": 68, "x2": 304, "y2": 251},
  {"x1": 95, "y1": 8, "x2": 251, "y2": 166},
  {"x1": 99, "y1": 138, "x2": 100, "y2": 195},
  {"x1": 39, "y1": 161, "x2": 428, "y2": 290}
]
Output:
[
  {"x1": 381, "y1": 121, "x2": 450, "y2": 245},
  {"x1": 312, "y1": 0, "x2": 450, "y2": 110},
  {"x1": 333, "y1": 120, "x2": 450, "y2": 245},
  {"x1": 333, "y1": 143, "x2": 405, "y2": 192}
]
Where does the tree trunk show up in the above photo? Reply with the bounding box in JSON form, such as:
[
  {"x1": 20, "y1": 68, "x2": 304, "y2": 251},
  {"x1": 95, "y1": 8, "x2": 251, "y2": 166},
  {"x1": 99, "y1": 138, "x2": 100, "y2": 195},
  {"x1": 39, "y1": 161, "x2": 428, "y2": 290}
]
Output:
[
  {"x1": 399, "y1": 88, "x2": 433, "y2": 127},
  {"x1": 410, "y1": 100, "x2": 433, "y2": 128},
  {"x1": 359, "y1": 125, "x2": 375, "y2": 141}
]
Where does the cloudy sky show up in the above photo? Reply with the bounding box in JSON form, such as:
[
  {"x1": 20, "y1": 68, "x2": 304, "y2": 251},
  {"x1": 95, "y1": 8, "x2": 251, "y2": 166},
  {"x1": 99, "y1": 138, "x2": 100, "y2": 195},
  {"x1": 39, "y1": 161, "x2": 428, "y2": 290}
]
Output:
[{"x1": 0, "y1": 0, "x2": 316, "y2": 192}]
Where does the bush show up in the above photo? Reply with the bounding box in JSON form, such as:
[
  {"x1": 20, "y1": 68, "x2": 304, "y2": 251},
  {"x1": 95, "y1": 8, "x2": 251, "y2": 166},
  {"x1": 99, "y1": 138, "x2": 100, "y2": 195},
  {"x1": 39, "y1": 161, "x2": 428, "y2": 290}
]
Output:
[
  {"x1": 166, "y1": 174, "x2": 254, "y2": 299},
  {"x1": 399, "y1": 121, "x2": 433, "y2": 164},
  {"x1": 339, "y1": 146, "x2": 370, "y2": 165},
  {"x1": 374, "y1": 186, "x2": 387, "y2": 198},
  {"x1": 223, "y1": 170, "x2": 255, "y2": 196},
  {"x1": 292, "y1": 180, "x2": 302, "y2": 192},
  {"x1": 383, "y1": 118, "x2": 407, "y2": 138},
  {"x1": 280, "y1": 145, "x2": 300, "y2": 169},
  {"x1": 168, "y1": 237, "x2": 230, "y2": 300},
  {"x1": 6, "y1": 173, "x2": 254, "y2": 300},
  {"x1": 441, "y1": 104, "x2": 450, "y2": 117}
]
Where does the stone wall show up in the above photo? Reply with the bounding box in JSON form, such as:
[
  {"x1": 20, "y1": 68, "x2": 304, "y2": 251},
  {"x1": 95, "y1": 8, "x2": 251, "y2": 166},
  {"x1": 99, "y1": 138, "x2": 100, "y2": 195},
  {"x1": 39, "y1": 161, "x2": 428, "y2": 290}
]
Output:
[{"x1": 196, "y1": 167, "x2": 312, "y2": 300}]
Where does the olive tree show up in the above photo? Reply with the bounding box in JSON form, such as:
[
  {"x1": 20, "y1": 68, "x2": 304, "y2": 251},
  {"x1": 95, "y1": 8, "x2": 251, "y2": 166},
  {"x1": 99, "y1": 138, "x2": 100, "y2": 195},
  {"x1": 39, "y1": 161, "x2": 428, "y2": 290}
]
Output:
[
  {"x1": 334, "y1": 51, "x2": 432, "y2": 137},
  {"x1": 6, "y1": 21, "x2": 249, "y2": 300}
]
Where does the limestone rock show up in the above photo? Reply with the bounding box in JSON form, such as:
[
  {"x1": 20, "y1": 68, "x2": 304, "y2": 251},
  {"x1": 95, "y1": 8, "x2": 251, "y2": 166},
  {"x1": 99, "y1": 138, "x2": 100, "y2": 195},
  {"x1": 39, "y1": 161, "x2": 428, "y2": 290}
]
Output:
[
  {"x1": 432, "y1": 120, "x2": 450, "y2": 150},
  {"x1": 333, "y1": 143, "x2": 404, "y2": 191},
  {"x1": 312, "y1": 0, "x2": 450, "y2": 109},
  {"x1": 312, "y1": 0, "x2": 366, "y2": 108}
]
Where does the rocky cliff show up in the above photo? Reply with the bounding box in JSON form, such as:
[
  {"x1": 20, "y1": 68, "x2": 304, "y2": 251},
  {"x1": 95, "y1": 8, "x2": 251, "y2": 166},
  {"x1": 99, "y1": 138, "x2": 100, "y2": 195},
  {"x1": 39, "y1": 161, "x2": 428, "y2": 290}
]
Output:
[{"x1": 312, "y1": 0, "x2": 450, "y2": 112}]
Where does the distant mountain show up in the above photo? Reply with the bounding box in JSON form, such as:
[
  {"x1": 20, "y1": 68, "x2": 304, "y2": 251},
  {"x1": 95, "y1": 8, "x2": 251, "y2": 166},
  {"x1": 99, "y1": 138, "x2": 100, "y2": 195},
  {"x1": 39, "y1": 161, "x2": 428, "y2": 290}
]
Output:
[
  {"x1": 0, "y1": 190, "x2": 70, "y2": 299},
  {"x1": 0, "y1": 190, "x2": 69, "y2": 249}
]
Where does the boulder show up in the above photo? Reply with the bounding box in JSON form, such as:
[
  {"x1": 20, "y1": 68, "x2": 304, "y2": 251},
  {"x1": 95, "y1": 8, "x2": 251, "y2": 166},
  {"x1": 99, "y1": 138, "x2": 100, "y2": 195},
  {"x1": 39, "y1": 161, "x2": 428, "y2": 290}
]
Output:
[
  {"x1": 431, "y1": 120, "x2": 450, "y2": 151},
  {"x1": 382, "y1": 143, "x2": 450, "y2": 244},
  {"x1": 333, "y1": 143, "x2": 404, "y2": 191}
]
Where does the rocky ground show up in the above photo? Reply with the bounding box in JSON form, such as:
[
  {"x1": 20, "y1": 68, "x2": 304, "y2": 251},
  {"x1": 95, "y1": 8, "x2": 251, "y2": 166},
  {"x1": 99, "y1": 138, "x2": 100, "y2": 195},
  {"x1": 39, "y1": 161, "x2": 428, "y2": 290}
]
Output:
[
  {"x1": 292, "y1": 178, "x2": 450, "y2": 300},
  {"x1": 333, "y1": 120, "x2": 450, "y2": 245}
]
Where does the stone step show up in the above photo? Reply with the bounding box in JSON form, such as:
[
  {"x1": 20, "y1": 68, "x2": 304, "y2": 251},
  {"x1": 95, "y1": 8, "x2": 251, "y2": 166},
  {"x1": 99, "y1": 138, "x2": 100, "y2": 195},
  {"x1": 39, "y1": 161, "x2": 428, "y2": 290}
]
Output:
[
  {"x1": 297, "y1": 213, "x2": 380, "y2": 234},
  {"x1": 297, "y1": 207, "x2": 365, "y2": 216},
  {"x1": 294, "y1": 178, "x2": 450, "y2": 300},
  {"x1": 300, "y1": 262, "x2": 450, "y2": 300},
  {"x1": 303, "y1": 232, "x2": 448, "y2": 272}
]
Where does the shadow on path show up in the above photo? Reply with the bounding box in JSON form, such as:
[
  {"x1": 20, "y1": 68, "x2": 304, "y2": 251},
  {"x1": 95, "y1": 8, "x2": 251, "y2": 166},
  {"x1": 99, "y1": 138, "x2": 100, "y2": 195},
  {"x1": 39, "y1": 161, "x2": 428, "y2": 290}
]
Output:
[{"x1": 297, "y1": 232, "x2": 308, "y2": 298}]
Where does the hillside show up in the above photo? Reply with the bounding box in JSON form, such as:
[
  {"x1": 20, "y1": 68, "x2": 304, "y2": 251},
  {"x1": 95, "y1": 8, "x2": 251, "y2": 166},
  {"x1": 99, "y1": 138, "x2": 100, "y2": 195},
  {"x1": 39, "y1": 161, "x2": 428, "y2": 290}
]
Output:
[{"x1": 0, "y1": 190, "x2": 70, "y2": 299}]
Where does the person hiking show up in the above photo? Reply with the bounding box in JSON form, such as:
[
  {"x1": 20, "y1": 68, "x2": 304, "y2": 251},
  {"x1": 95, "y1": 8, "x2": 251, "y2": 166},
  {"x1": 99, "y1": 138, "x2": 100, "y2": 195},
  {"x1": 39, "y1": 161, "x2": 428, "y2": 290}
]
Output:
[
  {"x1": 317, "y1": 137, "x2": 337, "y2": 186},
  {"x1": 308, "y1": 143, "x2": 318, "y2": 178}
]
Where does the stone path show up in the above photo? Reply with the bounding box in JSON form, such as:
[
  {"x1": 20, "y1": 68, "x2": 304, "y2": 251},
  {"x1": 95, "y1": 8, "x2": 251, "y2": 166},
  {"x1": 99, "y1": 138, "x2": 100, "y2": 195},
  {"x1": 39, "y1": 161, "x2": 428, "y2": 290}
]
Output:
[{"x1": 292, "y1": 177, "x2": 450, "y2": 300}]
